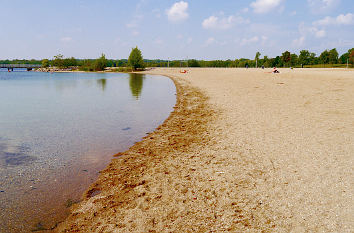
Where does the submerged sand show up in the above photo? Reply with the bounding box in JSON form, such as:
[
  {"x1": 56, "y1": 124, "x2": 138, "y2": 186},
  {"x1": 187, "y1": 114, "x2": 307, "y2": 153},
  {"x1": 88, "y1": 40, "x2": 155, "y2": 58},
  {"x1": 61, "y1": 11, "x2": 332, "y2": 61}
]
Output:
[{"x1": 55, "y1": 68, "x2": 354, "y2": 232}]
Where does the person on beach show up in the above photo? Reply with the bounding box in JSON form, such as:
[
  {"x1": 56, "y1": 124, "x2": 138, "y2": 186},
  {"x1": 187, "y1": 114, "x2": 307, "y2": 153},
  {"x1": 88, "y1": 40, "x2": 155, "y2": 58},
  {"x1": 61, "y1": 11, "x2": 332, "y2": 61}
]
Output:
[{"x1": 273, "y1": 67, "x2": 279, "y2": 73}]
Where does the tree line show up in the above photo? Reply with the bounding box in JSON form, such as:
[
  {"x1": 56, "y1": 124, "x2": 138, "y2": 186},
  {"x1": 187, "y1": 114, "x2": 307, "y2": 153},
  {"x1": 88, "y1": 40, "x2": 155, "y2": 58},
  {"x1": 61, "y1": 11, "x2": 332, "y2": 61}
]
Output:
[
  {"x1": 1, "y1": 47, "x2": 353, "y2": 70},
  {"x1": 172, "y1": 48, "x2": 353, "y2": 68}
]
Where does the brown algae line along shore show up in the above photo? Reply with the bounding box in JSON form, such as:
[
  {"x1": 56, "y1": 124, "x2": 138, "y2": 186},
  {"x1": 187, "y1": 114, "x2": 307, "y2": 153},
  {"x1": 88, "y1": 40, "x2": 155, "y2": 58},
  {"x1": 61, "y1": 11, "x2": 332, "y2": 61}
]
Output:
[
  {"x1": 54, "y1": 71, "x2": 279, "y2": 232},
  {"x1": 53, "y1": 74, "x2": 218, "y2": 232}
]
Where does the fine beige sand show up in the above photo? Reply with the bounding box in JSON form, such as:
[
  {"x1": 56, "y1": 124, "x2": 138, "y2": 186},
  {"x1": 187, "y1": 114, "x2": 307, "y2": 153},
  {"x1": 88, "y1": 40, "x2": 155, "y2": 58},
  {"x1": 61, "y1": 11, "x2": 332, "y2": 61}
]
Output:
[{"x1": 55, "y1": 68, "x2": 354, "y2": 232}]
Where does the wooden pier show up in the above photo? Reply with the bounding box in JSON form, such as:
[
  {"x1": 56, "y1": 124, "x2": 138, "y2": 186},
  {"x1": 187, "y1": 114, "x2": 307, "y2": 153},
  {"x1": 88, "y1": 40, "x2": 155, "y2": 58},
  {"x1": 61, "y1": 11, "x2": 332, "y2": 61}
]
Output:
[{"x1": 0, "y1": 64, "x2": 41, "y2": 71}]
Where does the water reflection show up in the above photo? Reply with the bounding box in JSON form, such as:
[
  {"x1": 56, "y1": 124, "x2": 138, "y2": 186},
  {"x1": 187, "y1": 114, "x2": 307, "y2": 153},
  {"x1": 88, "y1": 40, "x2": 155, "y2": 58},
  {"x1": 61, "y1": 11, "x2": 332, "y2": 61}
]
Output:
[
  {"x1": 0, "y1": 141, "x2": 35, "y2": 167},
  {"x1": 129, "y1": 73, "x2": 145, "y2": 99},
  {"x1": 97, "y1": 79, "x2": 107, "y2": 91}
]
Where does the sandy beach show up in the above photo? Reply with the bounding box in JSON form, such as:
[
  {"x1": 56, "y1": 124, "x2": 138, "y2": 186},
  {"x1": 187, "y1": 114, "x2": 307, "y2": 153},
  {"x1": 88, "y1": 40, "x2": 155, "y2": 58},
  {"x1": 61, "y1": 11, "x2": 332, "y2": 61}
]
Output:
[{"x1": 55, "y1": 68, "x2": 354, "y2": 232}]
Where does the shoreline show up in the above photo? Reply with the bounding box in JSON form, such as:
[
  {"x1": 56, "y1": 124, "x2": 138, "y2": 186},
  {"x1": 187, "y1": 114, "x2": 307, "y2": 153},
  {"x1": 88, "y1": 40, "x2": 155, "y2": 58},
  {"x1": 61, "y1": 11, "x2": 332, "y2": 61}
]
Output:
[
  {"x1": 54, "y1": 71, "x2": 222, "y2": 232},
  {"x1": 54, "y1": 68, "x2": 354, "y2": 232}
]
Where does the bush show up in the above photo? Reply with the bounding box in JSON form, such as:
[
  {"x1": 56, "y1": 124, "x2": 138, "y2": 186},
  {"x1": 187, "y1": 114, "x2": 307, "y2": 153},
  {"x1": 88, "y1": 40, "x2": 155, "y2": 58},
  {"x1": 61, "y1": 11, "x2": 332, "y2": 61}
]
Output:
[{"x1": 128, "y1": 47, "x2": 145, "y2": 70}]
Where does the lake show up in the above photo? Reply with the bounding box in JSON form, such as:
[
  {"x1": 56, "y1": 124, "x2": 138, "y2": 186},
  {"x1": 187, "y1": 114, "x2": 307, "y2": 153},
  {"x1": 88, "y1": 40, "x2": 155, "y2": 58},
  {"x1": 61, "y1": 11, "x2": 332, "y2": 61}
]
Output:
[{"x1": 0, "y1": 70, "x2": 176, "y2": 232}]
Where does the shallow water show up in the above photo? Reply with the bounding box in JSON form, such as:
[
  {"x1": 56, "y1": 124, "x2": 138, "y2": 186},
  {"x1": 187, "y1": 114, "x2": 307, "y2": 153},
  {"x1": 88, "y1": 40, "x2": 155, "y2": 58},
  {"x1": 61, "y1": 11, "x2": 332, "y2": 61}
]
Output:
[{"x1": 0, "y1": 70, "x2": 176, "y2": 232}]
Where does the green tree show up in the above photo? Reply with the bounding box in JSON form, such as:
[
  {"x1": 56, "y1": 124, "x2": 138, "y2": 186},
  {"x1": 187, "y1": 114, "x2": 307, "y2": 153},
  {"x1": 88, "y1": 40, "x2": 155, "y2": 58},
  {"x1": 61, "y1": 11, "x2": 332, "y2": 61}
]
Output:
[
  {"x1": 272, "y1": 56, "x2": 282, "y2": 67},
  {"x1": 128, "y1": 47, "x2": 145, "y2": 70},
  {"x1": 290, "y1": 54, "x2": 298, "y2": 67},
  {"x1": 263, "y1": 56, "x2": 270, "y2": 67},
  {"x1": 319, "y1": 50, "x2": 330, "y2": 64},
  {"x1": 348, "y1": 48, "x2": 354, "y2": 66},
  {"x1": 328, "y1": 48, "x2": 338, "y2": 64},
  {"x1": 188, "y1": 59, "x2": 200, "y2": 67},
  {"x1": 255, "y1": 52, "x2": 261, "y2": 68},
  {"x1": 53, "y1": 54, "x2": 64, "y2": 68},
  {"x1": 63, "y1": 57, "x2": 77, "y2": 68},
  {"x1": 299, "y1": 50, "x2": 310, "y2": 66},
  {"x1": 309, "y1": 52, "x2": 317, "y2": 65},
  {"x1": 93, "y1": 54, "x2": 107, "y2": 71},
  {"x1": 281, "y1": 51, "x2": 291, "y2": 67},
  {"x1": 339, "y1": 52, "x2": 349, "y2": 64},
  {"x1": 41, "y1": 59, "x2": 50, "y2": 68}
]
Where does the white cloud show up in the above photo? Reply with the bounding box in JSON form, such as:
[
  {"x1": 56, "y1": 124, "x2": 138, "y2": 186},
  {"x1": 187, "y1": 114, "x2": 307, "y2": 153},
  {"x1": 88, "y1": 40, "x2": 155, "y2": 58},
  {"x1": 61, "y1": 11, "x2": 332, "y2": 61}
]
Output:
[
  {"x1": 242, "y1": 8, "x2": 249, "y2": 13},
  {"x1": 240, "y1": 36, "x2": 259, "y2": 45},
  {"x1": 166, "y1": 1, "x2": 189, "y2": 22},
  {"x1": 307, "y1": 0, "x2": 339, "y2": 14},
  {"x1": 60, "y1": 37, "x2": 72, "y2": 43},
  {"x1": 292, "y1": 36, "x2": 305, "y2": 47},
  {"x1": 261, "y1": 35, "x2": 268, "y2": 45},
  {"x1": 204, "y1": 37, "x2": 216, "y2": 46},
  {"x1": 202, "y1": 15, "x2": 249, "y2": 30},
  {"x1": 126, "y1": 22, "x2": 138, "y2": 29},
  {"x1": 314, "y1": 28, "x2": 326, "y2": 37},
  {"x1": 336, "y1": 13, "x2": 354, "y2": 24},
  {"x1": 292, "y1": 22, "x2": 326, "y2": 48},
  {"x1": 290, "y1": 11, "x2": 297, "y2": 16},
  {"x1": 313, "y1": 13, "x2": 354, "y2": 26},
  {"x1": 154, "y1": 38, "x2": 164, "y2": 45},
  {"x1": 250, "y1": 0, "x2": 283, "y2": 14}
]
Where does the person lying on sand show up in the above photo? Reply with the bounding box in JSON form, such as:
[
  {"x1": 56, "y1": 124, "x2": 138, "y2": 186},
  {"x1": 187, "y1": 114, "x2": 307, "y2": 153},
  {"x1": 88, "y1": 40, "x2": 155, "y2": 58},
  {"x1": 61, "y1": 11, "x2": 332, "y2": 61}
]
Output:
[{"x1": 265, "y1": 67, "x2": 280, "y2": 74}]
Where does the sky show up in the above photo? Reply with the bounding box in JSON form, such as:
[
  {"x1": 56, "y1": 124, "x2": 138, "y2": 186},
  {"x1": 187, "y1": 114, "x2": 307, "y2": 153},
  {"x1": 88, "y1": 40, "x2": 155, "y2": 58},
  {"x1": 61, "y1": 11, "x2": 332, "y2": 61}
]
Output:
[{"x1": 0, "y1": 0, "x2": 353, "y2": 60}]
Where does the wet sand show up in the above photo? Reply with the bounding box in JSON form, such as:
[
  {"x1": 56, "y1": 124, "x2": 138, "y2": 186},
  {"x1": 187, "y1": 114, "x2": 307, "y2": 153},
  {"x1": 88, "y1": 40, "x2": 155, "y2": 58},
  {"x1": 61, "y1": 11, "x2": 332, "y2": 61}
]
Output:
[{"x1": 55, "y1": 68, "x2": 354, "y2": 232}]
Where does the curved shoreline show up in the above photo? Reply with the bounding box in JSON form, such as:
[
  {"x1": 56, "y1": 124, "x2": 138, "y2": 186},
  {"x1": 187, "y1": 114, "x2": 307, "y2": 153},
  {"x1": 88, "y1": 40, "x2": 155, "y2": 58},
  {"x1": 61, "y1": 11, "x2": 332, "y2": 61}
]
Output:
[
  {"x1": 54, "y1": 73, "x2": 219, "y2": 232},
  {"x1": 54, "y1": 68, "x2": 354, "y2": 232}
]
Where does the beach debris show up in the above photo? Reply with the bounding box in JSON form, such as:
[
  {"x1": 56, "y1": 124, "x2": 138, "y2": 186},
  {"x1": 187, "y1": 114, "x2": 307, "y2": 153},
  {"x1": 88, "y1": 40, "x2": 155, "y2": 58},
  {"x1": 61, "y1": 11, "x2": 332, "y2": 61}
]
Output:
[
  {"x1": 65, "y1": 199, "x2": 80, "y2": 208},
  {"x1": 113, "y1": 152, "x2": 124, "y2": 157},
  {"x1": 87, "y1": 188, "x2": 101, "y2": 198},
  {"x1": 31, "y1": 222, "x2": 47, "y2": 231}
]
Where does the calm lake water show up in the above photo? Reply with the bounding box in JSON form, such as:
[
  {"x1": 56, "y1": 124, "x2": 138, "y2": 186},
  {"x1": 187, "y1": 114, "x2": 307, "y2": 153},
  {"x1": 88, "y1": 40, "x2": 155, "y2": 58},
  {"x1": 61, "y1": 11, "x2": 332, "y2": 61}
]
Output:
[{"x1": 0, "y1": 70, "x2": 176, "y2": 232}]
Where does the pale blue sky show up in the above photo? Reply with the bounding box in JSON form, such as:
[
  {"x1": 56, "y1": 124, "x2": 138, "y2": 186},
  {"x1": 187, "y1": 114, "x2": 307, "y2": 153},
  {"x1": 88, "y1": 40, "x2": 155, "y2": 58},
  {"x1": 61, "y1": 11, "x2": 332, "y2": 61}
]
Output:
[{"x1": 1, "y1": 0, "x2": 353, "y2": 60}]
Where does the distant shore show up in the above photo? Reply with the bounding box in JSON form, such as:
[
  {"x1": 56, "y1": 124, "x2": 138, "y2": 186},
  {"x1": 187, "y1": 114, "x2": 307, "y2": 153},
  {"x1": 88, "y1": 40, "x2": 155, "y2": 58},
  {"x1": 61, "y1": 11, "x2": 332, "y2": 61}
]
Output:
[{"x1": 55, "y1": 68, "x2": 354, "y2": 232}]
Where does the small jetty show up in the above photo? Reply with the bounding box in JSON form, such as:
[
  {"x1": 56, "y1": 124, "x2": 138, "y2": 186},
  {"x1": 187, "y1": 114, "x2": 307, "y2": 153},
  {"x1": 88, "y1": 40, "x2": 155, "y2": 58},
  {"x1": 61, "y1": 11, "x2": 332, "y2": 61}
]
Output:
[{"x1": 0, "y1": 64, "x2": 41, "y2": 71}]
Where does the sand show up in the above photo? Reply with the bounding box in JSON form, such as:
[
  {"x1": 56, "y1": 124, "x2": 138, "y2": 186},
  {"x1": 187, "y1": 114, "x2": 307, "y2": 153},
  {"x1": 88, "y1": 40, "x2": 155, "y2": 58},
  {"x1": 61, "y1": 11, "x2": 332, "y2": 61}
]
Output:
[{"x1": 54, "y1": 68, "x2": 354, "y2": 232}]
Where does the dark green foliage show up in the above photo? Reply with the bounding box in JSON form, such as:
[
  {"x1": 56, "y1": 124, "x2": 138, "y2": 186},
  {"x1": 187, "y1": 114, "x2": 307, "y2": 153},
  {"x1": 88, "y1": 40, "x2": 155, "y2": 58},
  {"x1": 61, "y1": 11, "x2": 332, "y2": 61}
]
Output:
[
  {"x1": 52, "y1": 55, "x2": 77, "y2": 69},
  {"x1": 41, "y1": 59, "x2": 50, "y2": 68},
  {"x1": 281, "y1": 51, "x2": 291, "y2": 67},
  {"x1": 273, "y1": 56, "x2": 282, "y2": 67},
  {"x1": 320, "y1": 50, "x2": 330, "y2": 64},
  {"x1": 299, "y1": 50, "x2": 311, "y2": 66},
  {"x1": 79, "y1": 54, "x2": 107, "y2": 71},
  {"x1": 188, "y1": 59, "x2": 200, "y2": 67},
  {"x1": 328, "y1": 48, "x2": 338, "y2": 64},
  {"x1": 348, "y1": 48, "x2": 354, "y2": 66},
  {"x1": 52, "y1": 54, "x2": 64, "y2": 68},
  {"x1": 339, "y1": 53, "x2": 349, "y2": 64},
  {"x1": 93, "y1": 54, "x2": 107, "y2": 71},
  {"x1": 290, "y1": 54, "x2": 298, "y2": 67},
  {"x1": 63, "y1": 57, "x2": 77, "y2": 67},
  {"x1": 1, "y1": 47, "x2": 353, "y2": 70},
  {"x1": 128, "y1": 47, "x2": 145, "y2": 70}
]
